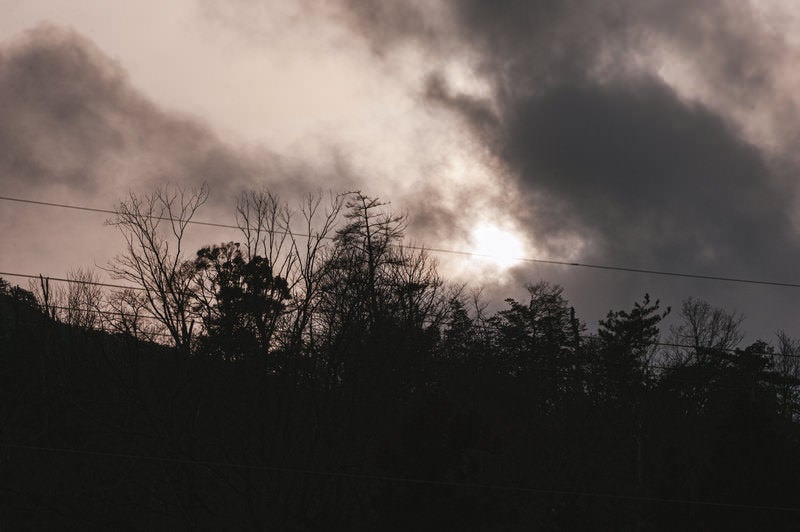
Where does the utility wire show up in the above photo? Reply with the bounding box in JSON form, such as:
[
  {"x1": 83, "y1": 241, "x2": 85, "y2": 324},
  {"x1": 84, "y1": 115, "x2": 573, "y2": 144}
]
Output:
[
  {"x1": 5, "y1": 320, "x2": 794, "y2": 409},
  {"x1": 9, "y1": 314, "x2": 797, "y2": 390},
  {"x1": 0, "y1": 271, "x2": 143, "y2": 291},
  {"x1": 580, "y1": 335, "x2": 800, "y2": 360},
  {"x1": 3, "y1": 268, "x2": 800, "y2": 361},
  {"x1": 2, "y1": 442, "x2": 799, "y2": 513},
  {"x1": 3, "y1": 194, "x2": 800, "y2": 289},
  {"x1": 42, "y1": 304, "x2": 162, "y2": 321},
  {"x1": 0, "y1": 195, "x2": 251, "y2": 232}
]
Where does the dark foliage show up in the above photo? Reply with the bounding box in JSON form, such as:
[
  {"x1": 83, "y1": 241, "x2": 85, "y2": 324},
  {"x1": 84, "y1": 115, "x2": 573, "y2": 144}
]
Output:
[{"x1": 2, "y1": 196, "x2": 800, "y2": 530}]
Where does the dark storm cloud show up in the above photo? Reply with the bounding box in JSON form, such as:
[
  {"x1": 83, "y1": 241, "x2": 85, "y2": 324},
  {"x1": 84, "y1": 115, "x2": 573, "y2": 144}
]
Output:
[
  {"x1": 338, "y1": 0, "x2": 800, "y2": 280},
  {"x1": 341, "y1": 0, "x2": 784, "y2": 101},
  {"x1": 501, "y1": 79, "x2": 797, "y2": 275},
  {"x1": 0, "y1": 24, "x2": 320, "y2": 199}
]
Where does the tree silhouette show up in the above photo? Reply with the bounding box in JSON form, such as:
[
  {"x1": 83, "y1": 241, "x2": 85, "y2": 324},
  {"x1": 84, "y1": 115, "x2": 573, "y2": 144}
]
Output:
[
  {"x1": 106, "y1": 184, "x2": 208, "y2": 354},
  {"x1": 193, "y1": 241, "x2": 290, "y2": 361},
  {"x1": 669, "y1": 297, "x2": 744, "y2": 365},
  {"x1": 597, "y1": 294, "x2": 669, "y2": 395},
  {"x1": 5, "y1": 189, "x2": 800, "y2": 530}
]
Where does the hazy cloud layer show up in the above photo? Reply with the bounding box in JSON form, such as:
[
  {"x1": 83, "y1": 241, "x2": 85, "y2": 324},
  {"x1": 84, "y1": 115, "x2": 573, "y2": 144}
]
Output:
[
  {"x1": 337, "y1": 0, "x2": 800, "y2": 282},
  {"x1": 0, "y1": 23, "x2": 352, "y2": 296},
  {"x1": 3, "y1": 3, "x2": 800, "y2": 339},
  {"x1": 0, "y1": 24, "x2": 326, "y2": 200}
]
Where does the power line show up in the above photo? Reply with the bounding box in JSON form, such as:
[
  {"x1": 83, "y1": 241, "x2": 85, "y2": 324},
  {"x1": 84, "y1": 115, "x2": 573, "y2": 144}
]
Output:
[
  {"x1": 10, "y1": 317, "x2": 173, "y2": 339},
  {"x1": 0, "y1": 271, "x2": 143, "y2": 291},
  {"x1": 3, "y1": 268, "x2": 800, "y2": 361},
  {"x1": 579, "y1": 335, "x2": 800, "y2": 360},
  {"x1": 43, "y1": 304, "x2": 162, "y2": 321},
  {"x1": 2, "y1": 442, "x2": 798, "y2": 513},
  {"x1": 5, "y1": 322, "x2": 794, "y2": 410},
  {"x1": 3, "y1": 194, "x2": 800, "y2": 289},
  {"x1": 8, "y1": 317, "x2": 174, "y2": 339},
  {"x1": 6, "y1": 305, "x2": 799, "y2": 396},
  {"x1": 0, "y1": 195, "x2": 247, "y2": 232},
  {"x1": 9, "y1": 313, "x2": 796, "y2": 392}
]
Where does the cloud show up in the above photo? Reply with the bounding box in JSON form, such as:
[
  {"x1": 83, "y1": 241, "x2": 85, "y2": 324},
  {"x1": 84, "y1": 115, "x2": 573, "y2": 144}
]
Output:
[
  {"x1": 4, "y1": 7, "x2": 800, "y2": 338},
  {"x1": 336, "y1": 0, "x2": 800, "y2": 281},
  {"x1": 501, "y1": 79, "x2": 797, "y2": 275},
  {"x1": 0, "y1": 24, "x2": 328, "y2": 200}
]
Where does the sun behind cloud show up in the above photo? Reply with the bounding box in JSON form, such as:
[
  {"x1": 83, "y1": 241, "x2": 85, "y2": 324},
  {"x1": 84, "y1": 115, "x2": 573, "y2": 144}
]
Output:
[{"x1": 470, "y1": 223, "x2": 525, "y2": 270}]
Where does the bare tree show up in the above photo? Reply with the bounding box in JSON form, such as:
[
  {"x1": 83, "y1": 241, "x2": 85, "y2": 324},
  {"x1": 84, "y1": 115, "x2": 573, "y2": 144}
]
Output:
[
  {"x1": 385, "y1": 243, "x2": 450, "y2": 331},
  {"x1": 668, "y1": 297, "x2": 744, "y2": 365},
  {"x1": 105, "y1": 287, "x2": 165, "y2": 342},
  {"x1": 62, "y1": 268, "x2": 104, "y2": 330},
  {"x1": 106, "y1": 184, "x2": 208, "y2": 354},
  {"x1": 775, "y1": 331, "x2": 800, "y2": 420},
  {"x1": 235, "y1": 189, "x2": 294, "y2": 276},
  {"x1": 282, "y1": 192, "x2": 345, "y2": 354},
  {"x1": 330, "y1": 192, "x2": 406, "y2": 327},
  {"x1": 30, "y1": 275, "x2": 62, "y2": 321},
  {"x1": 29, "y1": 269, "x2": 103, "y2": 329},
  {"x1": 232, "y1": 190, "x2": 346, "y2": 353}
]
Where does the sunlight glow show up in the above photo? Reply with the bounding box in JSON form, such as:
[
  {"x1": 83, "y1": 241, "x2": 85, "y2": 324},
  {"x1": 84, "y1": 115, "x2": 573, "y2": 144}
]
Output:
[{"x1": 470, "y1": 224, "x2": 525, "y2": 270}]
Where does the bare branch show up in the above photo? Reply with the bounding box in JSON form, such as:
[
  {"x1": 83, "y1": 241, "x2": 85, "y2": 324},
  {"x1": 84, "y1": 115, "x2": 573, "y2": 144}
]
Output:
[{"x1": 105, "y1": 184, "x2": 208, "y2": 353}]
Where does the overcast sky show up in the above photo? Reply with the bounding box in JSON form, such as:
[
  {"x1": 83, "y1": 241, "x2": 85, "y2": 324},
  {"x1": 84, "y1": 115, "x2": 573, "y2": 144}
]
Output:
[{"x1": 2, "y1": 0, "x2": 800, "y2": 341}]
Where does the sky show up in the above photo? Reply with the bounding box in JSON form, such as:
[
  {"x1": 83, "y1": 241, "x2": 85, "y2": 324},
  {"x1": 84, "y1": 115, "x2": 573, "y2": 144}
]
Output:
[{"x1": 2, "y1": 0, "x2": 800, "y2": 342}]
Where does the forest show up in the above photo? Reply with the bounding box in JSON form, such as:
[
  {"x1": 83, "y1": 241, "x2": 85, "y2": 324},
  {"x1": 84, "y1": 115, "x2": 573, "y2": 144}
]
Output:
[{"x1": 2, "y1": 187, "x2": 800, "y2": 530}]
